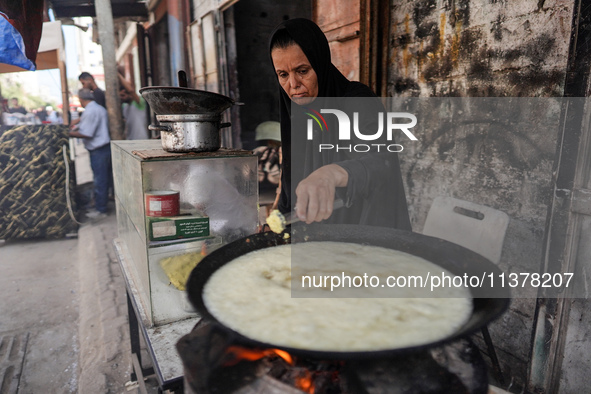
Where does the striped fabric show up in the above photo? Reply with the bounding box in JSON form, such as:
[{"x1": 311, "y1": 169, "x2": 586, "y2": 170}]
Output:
[{"x1": 0, "y1": 124, "x2": 78, "y2": 239}]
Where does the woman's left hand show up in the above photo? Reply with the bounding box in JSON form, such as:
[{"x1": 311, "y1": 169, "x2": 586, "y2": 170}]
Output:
[{"x1": 295, "y1": 164, "x2": 348, "y2": 223}]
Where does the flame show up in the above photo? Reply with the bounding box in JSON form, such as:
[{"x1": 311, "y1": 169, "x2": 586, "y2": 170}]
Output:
[
  {"x1": 223, "y1": 346, "x2": 294, "y2": 366},
  {"x1": 295, "y1": 369, "x2": 315, "y2": 393},
  {"x1": 271, "y1": 348, "x2": 293, "y2": 365},
  {"x1": 223, "y1": 346, "x2": 315, "y2": 393}
]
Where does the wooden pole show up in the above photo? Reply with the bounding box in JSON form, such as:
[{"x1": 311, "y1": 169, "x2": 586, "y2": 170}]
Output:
[
  {"x1": 58, "y1": 53, "x2": 69, "y2": 125},
  {"x1": 94, "y1": 0, "x2": 124, "y2": 140}
]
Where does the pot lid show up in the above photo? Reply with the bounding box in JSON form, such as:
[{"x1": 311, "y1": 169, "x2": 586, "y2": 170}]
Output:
[{"x1": 140, "y1": 86, "x2": 234, "y2": 115}]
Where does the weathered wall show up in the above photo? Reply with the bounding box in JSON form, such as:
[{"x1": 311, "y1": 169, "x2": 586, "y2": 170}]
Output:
[
  {"x1": 387, "y1": 1, "x2": 576, "y2": 391},
  {"x1": 560, "y1": 216, "x2": 591, "y2": 392},
  {"x1": 191, "y1": 0, "x2": 217, "y2": 20},
  {"x1": 389, "y1": 0, "x2": 573, "y2": 97}
]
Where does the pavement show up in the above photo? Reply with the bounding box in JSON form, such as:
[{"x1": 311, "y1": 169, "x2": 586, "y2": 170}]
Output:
[{"x1": 0, "y1": 140, "x2": 161, "y2": 393}]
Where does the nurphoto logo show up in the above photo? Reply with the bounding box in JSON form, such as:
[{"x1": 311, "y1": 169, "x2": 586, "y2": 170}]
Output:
[{"x1": 306, "y1": 109, "x2": 418, "y2": 152}]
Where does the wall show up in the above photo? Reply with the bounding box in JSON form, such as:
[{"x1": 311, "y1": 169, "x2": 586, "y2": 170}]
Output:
[
  {"x1": 150, "y1": 16, "x2": 171, "y2": 86},
  {"x1": 231, "y1": 0, "x2": 311, "y2": 149},
  {"x1": 387, "y1": 0, "x2": 576, "y2": 391},
  {"x1": 389, "y1": 1, "x2": 572, "y2": 97},
  {"x1": 314, "y1": 0, "x2": 361, "y2": 82},
  {"x1": 167, "y1": 0, "x2": 187, "y2": 86}
]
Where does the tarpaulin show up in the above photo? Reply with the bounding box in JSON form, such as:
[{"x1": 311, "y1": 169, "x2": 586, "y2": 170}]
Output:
[
  {"x1": 0, "y1": 0, "x2": 45, "y2": 71},
  {"x1": 0, "y1": 124, "x2": 78, "y2": 239}
]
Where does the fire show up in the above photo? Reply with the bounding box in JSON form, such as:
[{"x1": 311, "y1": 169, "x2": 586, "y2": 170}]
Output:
[
  {"x1": 222, "y1": 346, "x2": 316, "y2": 393},
  {"x1": 223, "y1": 346, "x2": 294, "y2": 366},
  {"x1": 272, "y1": 348, "x2": 294, "y2": 365},
  {"x1": 295, "y1": 369, "x2": 315, "y2": 394}
]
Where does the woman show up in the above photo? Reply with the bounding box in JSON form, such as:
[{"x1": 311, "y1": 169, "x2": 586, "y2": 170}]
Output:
[{"x1": 270, "y1": 18, "x2": 411, "y2": 230}]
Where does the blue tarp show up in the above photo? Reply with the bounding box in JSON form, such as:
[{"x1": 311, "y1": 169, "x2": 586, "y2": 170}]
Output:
[{"x1": 0, "y1": 12, "x2": 35, "y2": 71}]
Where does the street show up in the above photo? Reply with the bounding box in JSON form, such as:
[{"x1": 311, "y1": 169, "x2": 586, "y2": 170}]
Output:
[
  {"x1": 0, "y1": 213, "x2": 139, "y2": 393},
  {"x1": 0, "y1": 141, "x2": 159, "y2": 393}
]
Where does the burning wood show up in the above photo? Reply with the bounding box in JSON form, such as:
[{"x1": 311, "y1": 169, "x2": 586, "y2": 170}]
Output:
[
  {"x1": 223, "y1": 346, "x2": 293, "y2": 366},
  {"x1": 294, "y1": 369, "x2": 315, "y2": 393},
  {"x1": 178, "y1": 321, "x2": 488, "y2": 394},
  {"x1": 222, "y1": 346, "x2": 339, "y2": 393}
]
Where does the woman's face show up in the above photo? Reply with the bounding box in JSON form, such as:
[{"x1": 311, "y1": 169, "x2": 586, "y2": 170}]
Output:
[{"x1": 271, "y1": 44, "x2": 318, "y2": 105}]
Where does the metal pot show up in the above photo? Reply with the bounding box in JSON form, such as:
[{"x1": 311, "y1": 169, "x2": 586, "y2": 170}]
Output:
[
  {"x1": 186, "y1": 224, "x2": 511, "y2": 360},
  {"x1": 150, "y1": 114, "x2": 231, "y2": 153}
]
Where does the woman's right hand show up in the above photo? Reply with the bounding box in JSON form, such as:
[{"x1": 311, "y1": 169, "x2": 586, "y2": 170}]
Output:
[{"x1": 295, "y1": 164, "x2": 348, "y2": 223}]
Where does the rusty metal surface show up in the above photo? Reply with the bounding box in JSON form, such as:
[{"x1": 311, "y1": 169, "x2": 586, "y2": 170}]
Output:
[
  {"x1": 146, "y1": 318, "x2": 200, "y2": 385},
  {"x1": 131, "y1": 147, "x2": 253, "y2": 160}
]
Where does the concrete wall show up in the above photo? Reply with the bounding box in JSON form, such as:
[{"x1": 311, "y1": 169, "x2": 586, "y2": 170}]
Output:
[
  {"x1": 387, "y1": 1, "x2": 576, "y2": 391},
  {"x1": 389, "y1": 0, "x2": 573, "y2": 97},
  {"x1": 191, "y1": 0, "x2": 217, "y2": 20}
]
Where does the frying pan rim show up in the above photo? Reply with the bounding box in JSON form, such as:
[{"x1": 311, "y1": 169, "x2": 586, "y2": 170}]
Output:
[{"x1": 139, "y1": 86, "x2": 236, "y2": 103}]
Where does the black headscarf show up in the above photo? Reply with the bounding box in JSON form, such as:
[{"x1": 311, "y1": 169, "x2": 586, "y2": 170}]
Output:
[{"x1": 269, "y1": 18, "x2": 411, "y2": 230}]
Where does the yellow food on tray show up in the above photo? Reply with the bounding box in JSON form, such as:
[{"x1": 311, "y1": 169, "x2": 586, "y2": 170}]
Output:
[{"x1": 160, "y1": 251, "x2": 204, "y2": 291}]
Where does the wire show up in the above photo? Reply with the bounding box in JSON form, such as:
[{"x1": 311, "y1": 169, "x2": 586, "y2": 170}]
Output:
[{"x1": 63, "y1": 144, "x2": 83, "y2": 225}]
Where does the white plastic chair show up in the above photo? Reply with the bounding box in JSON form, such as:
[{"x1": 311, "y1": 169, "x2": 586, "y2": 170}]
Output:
[{"x1": 423, "y1": 196, "x2": 509, "y2": 385}]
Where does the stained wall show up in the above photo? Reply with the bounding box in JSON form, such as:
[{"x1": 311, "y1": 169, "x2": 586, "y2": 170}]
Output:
[{"x1": 387, "y1": 1, "x2": 576, "y2": 390}]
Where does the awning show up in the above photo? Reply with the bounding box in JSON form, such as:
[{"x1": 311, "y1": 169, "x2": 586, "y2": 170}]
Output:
[
  {"x1": 48, "y1": 0, "x2": 148, "y2": 19},
  {"x1": 0, "y1": 0, "x2": 45, "y2": 71},
  {"x1": 0, "y1": 21, "x2": 64, "y2": 73}
]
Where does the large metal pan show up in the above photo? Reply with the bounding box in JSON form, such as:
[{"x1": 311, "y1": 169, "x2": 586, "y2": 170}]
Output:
[
  {"x1": 186, "y1": 224, "x2": 510, "y2": 360},
  {"x1": 139, "y1": 86, "x2": 235, "y2": 115}
]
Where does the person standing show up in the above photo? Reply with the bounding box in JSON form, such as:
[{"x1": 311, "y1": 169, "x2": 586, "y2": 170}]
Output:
[
  {"x1": 118, "y1": 73, "x2": 149, "y2": 140},
  {"x1": 69, "y1": 88, "x2": 112, "y2": 218},
  {"x1": 45, "y1": 105, "x2": 62, "y2": 124},
  {"x1": 34, "y1": 106, "x2": 47, "y2": 122},
  {"x1": 9, "y1": 98, "x2": 27, "y2": 114},
  {"x1": 78, "y1": 72, "x2": 106, "y2": 108}
]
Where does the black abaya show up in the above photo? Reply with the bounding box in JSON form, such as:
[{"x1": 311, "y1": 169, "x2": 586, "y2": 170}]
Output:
[{"x1": 270, "y1": 18, "x2": 411, "y2": 230}]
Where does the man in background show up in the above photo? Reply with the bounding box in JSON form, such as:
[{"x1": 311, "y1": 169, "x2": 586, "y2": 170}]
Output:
[
  {"x1": 45, "y1": 105, "x2": 62, "y2": 124},
  {"x1": 118, "y1": 73, "x2": 148, "y2": 140},
  {"x1": 78, "y1": 72, "x2": 106, "y2": 108},
  {"x1": 9, "y1": 98, "x2": 27, "y2": 114},
  {"x1": 34, "y1": 106, "x2": 47, "y2": 122},
  {"x1": 69, "y1": 88, "x2": 111, "y2": 219}
]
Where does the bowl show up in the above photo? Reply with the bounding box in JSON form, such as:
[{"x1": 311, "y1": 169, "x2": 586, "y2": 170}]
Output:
[{"x1": 139, "y1": 86, "x2": 234, "y2": 115}]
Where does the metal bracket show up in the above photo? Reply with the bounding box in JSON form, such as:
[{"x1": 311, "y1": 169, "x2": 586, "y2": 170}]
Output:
[{"x1": 336, "y1": 30, "x2": 360, "y2": 42}]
